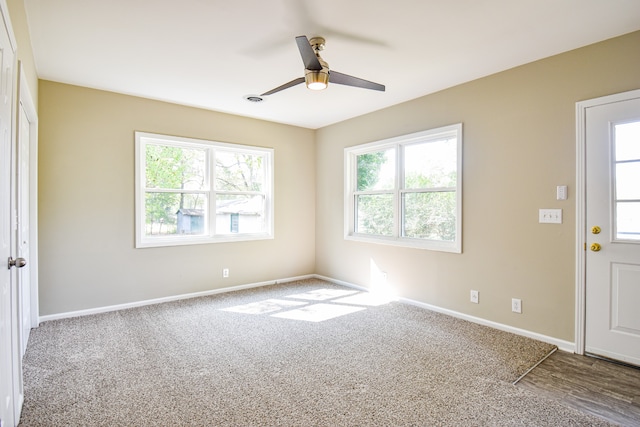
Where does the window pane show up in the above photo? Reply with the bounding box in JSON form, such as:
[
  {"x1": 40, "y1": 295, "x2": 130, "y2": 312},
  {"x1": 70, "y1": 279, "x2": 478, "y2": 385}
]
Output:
[
  {"x1": 403, "y1": 192, "x2": 456, "y2": 241},
  {"x1": 616, "y1": 161, "x2": 640, "y2": 200},
  {"x1": 145, "y1": 193, "x2": 207, "y2": 236},
  {"x1": 404, "y1": 138, "x2": 456, "y2": 189},
  {"x1": 216, "y1": 194, "x2": 265, "y2": 234},
  {"x1": 356, "y1": 194, "x2": 394, "y2": 236},
  {"x1": 617, "y1": 202, "x2": 640, "y2": 241},
  {"x1": 357, "y1": 149, "x2": 395, "y2": 191},
  {"x1": 216, "y1": 151, "x2": 264, "y2": 192},
  {"x1": 615, "y1": 122, "x2": 640, "y2": 161},
  {"x1": 145, "y1": 144, "x2": 206, "y2": 190}
]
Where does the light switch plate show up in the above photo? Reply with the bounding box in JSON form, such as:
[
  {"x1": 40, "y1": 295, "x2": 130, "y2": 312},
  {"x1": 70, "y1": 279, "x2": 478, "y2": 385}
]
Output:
[{"x1": 539, "y1": 209, "x2": 562, "y2": 224}]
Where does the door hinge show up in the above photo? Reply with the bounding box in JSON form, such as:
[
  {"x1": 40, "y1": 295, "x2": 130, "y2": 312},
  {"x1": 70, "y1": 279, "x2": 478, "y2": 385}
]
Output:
[{"x1": 584, "y1": 242, "x2": 587, "y2": 251}]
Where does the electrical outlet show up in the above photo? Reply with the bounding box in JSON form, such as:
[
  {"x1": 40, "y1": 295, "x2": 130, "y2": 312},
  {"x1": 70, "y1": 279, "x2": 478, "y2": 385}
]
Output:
[
  {"x1": 512, "y1": 298, "x2": 522, "y2": 314},
  {"x1": 222, "y1": 268, "x2": 229, "y2": 278},
  {"x1": 470, "y1": 290, "x2": 479, "y2": 304}
]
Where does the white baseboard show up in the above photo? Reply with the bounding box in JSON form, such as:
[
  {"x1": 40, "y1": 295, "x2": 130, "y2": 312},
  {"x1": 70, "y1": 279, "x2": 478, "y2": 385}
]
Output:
[
  {"x1": 314, "y1": 274, "x2": 369, "y2": 292},
  {"x1": 39, "y1": 273, "x2": 575, "y2": 352},
  {"x1": 38, "y1": 274, "x2": 315, "y2": 323},
  {"x1": 398, "y1": 296, "x2": 575, "y2": 352},
  {"x1": 315, "y1": 274, "x2": 575, "y2": 352}
]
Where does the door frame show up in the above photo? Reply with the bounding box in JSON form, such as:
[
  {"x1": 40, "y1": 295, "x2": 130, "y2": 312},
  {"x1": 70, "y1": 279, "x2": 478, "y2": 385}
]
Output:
[
  {"x1": 575, "y1": 88, "x2": 640, "y2": 355},
  {"x1": 17, "y1": 62, "x2": 38, "y2": 330}
]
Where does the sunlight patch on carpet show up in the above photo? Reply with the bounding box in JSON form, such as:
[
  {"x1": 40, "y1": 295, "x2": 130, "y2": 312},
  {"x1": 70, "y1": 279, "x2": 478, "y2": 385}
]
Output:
[
  {"x1": 285, "y1": 288, "x2": 358, "y2": 301},
  {"x1": 333, "y1": 292, "x2": 395, "y2": 307},
  {"x1": 221, "y1": 298, "x2": 307, "y2": 314},
  {"x1": 220, "y1": 289, "x2": 391, "y2": 322},
  {"x1": 271, "y1": 303, "x2": 366, "y2": 322}
]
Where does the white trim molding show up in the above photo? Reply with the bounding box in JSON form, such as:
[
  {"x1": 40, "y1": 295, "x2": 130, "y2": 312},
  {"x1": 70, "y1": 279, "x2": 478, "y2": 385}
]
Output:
[
  {"x1": 574, "y1": 88, "x2": 640, "y2": 355},
  {"x1": 398, "y1": 296, "x2": 574, "y2": 352},
  {"x1": 17, "y1": 62, "x2": 39, "y2": 329},
  {"x1": 316, "y1": 275, "x2": 574, "y2": 352},
  {"x1": 41, "y1": 271, "x2": 575, "y2": 352},
  {"x1": 38, "y1": 274, "x2": 315, "y2": 323}
]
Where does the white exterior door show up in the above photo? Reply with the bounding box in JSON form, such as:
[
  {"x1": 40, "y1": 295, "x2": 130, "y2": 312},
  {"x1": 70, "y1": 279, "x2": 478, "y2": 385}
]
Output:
[
  {"x1": 584, "y1": 92, "x2": 640, "y2": 367},
  {"x1": 0, "y1": 3, "x2": 18, "y2": 425}
]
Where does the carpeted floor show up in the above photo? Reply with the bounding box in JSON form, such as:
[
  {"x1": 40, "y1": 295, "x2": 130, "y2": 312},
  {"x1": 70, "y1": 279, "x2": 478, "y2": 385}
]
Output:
[{"x1": 19, "y1": 279, "x2": 612, "y2": 426}]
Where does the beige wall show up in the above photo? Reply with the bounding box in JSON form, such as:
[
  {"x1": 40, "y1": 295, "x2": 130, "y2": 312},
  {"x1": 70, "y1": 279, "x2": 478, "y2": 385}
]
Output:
[
  {"x1": 315, "y1": 31, "x2": 640, "y2": 342},
  {"x1": 38, "y1": 82, "x2": 316, "y2": 315}
]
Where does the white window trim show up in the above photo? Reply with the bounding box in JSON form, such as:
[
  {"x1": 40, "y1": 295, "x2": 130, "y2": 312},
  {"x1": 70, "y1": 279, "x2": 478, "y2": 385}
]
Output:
[
  {"x1": 135, "y1": 132, "x2": 274, "y2": 248},
  {"x1": 344, "y1": 124, "x2": 462, "y2": 253}
]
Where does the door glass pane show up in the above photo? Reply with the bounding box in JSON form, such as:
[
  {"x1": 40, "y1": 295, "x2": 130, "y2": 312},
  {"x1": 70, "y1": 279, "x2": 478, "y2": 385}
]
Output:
[
  {"x1": 613, "y1": 121, "x2": 640, "y2": 241},
  {"x1": 616, "y1": 202, "x2": 640, "y2": 241},
  {"x1": 356, "y1": 194, "x2": 393, "y2": 236},
  {"x1": 616, "y1": 161, "x2": 640, "y2": 200},
  {"x1": 404, "y1": 138, "x2": 456, "y2": 189},
  {"x1": 615, "y1": 121, "x2": 640, "y2": 161},
  {"x1": 357, "y1": 149, "x2": 395, "y2": 191},
  {"x1": 403, "y1": 191, "x2": 456, "y2": 241}
]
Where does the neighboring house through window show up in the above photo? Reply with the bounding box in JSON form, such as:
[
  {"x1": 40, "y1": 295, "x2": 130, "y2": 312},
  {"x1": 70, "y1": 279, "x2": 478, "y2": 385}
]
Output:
[
  {"x1": 135, "y1": 132, "x2": 274, "y2": 248},
  {"x1": 344, "y1": 124, "x2": 462, "y2": 253}
]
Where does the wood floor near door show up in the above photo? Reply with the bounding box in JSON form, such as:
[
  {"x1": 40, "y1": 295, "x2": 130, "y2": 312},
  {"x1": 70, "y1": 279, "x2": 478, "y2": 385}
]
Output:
[{"x1": 517, "y1": 349, "x2": 640, "y2": 426}]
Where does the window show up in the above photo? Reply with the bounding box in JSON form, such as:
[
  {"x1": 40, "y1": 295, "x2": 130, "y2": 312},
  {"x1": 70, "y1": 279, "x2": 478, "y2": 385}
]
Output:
[
  {"x1": 613, "y1": 121, "x2": 640, "y2": 241},
  {"x1": 344, "y1": 124, "x2": 462, "y2": 253},
  {"x1": 135, "y1": 132, "x2": 273, "y2": 248}
]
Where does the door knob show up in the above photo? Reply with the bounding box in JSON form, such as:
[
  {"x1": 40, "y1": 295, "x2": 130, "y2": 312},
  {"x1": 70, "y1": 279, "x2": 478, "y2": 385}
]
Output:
[
  {"x1": 590, "y1": 243, "x2": 601, "y2": 252},
  {"x1": 7, "y1": 257, "x2": 27, "y2": 269},
  {"x1": 591, "y1": 226, "x2": 601, "y2": 234}
]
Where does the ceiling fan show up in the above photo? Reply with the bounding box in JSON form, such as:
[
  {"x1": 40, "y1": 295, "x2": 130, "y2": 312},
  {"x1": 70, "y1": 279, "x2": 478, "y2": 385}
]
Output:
[{"x1": 260, "y1": 35, "x2": 385, "y2": 96}]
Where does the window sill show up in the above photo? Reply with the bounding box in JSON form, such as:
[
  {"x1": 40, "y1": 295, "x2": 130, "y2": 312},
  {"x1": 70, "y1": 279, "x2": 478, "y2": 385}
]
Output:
[
  {"x1": 136, "y1": 233, "x2": 274, "y2": 249},
  {"x1": 345, "y1": 233, "x2": 461, "y2": 253}
]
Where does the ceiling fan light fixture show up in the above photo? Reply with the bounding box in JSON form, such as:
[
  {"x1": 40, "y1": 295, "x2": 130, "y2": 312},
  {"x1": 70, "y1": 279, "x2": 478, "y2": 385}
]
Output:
[
  {"x1": 260, "y1": 35, "x2": 385, "y2": 96},
  {"x1": 305, "y1": 71, "x2": 329, "y2": 91}
]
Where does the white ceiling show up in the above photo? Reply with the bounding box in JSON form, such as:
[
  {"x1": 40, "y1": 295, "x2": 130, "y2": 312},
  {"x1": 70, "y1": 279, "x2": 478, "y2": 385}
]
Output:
[{"x1": 24, "y1": 0, "x2": 640, "y2": 129}]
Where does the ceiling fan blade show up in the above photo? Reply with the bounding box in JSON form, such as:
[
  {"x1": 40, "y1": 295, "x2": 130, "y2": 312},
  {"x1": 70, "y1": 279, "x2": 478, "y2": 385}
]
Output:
[
  {"x1": 261, "y1": 77, "x2": 305, "y2": 96},
  {"x1": 330, "y1": 71, "x2": 385, "y2": 92},
  {"x1": 295, "y1": 35, "x2": 322, "y2": 71}
]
